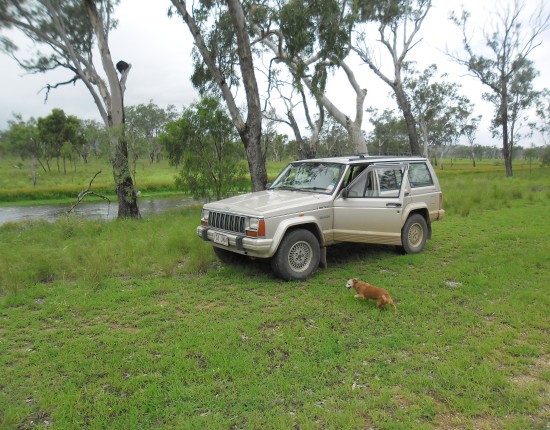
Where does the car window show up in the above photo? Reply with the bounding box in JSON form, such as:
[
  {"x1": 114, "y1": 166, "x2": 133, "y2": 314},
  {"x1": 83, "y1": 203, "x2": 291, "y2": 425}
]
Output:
[
  {"x1": 347, "y1": 166, "x2": 404, "y2": 198},
  {"x1": 270, "y1": 162, "x2": 345, "y2": 194},
  {"x1": 408, "y1": 163, "x2": 434, "y2": 188},
  {"x1": 347, "y1": 170, "x2": 371, "y2": 197},
  {"x1": 378, "y1": 168, "x2": 403, "y2": 197}
]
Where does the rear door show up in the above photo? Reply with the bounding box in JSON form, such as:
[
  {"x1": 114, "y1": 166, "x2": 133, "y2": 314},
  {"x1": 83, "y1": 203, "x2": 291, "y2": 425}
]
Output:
[{"x1": 332, "y1": 164, "x2": 409, "y2": 245}]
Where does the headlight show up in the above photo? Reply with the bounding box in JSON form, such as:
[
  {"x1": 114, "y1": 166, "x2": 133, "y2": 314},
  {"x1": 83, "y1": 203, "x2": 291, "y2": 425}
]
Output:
[
  {"x1": 201, "y1": 208, "x2": 209, "y2": 226},
  {"x1": 246, "y1": 217, "x2": 265, "y2": 238},
  {"x1": 249, "y1": 217, "x2": 259, "y2": 230}
]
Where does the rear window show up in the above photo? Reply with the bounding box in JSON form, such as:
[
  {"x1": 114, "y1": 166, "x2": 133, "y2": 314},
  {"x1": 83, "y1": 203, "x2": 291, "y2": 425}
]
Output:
[{"x1": 408, "y1": 163, "x2": 434, "y2": 188}]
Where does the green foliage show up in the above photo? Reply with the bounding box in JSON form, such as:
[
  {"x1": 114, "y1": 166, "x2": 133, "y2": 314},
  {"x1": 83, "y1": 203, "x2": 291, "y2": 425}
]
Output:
[
  {"x1": 0, "y1": 114, "x2": 41, "y2": 160},
  {"x1": 366, "y1": 108, "x2": 410, "y2": 155},
  {"x1": 353, "y1": 0, "x2": 406, "y2": 24},
  {"x1": 317, "y1": 115, "x2": 355, "y2": 156},
  {"x1": 161, "y1": 97, "x2": 246, "y2": 200},
  {"x1": 125, "y1": 101, "x2": 178, "y2": 164},
  {"x1": 278, "y1": 0, "x2": 354, "y2": 93},
  {"x1": 185, "y1": 2, "x2": 241, "y2": 96},
  {"x1": 37, "y1": 108, "x2": 86, "y2": 172}
]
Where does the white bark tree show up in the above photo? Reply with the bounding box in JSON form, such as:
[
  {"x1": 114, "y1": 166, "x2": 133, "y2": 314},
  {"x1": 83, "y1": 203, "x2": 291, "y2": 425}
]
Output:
[
  {"x1": 0, "y1": 0, "x2": 140, "y2": 217},
  {"x1": 353, "y1": 0, "x2": 432, "y2": 156}
]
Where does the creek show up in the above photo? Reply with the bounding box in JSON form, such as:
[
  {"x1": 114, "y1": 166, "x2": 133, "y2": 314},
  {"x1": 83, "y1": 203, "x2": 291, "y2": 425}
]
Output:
[{"x1": 0, "y1": 195, "x2": 199, "y2": 226}]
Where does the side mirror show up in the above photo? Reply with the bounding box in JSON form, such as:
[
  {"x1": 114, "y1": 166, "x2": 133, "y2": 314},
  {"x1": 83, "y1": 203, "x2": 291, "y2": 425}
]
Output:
[
  {"x1": 266, "y1": 182, "x2": 272, "y2": 189},
  {"x1": 341, "y1": 188, "x2": 349, "y2": 199}
]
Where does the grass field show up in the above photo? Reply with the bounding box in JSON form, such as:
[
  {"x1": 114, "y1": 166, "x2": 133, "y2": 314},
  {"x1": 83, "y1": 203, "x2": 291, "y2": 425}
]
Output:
[
  {"x1": 0, "y1": 159, "x2": 549, "y2": 429},
  {"x1": 0, "y1": 157, "x2": 289, "y2": 204}
]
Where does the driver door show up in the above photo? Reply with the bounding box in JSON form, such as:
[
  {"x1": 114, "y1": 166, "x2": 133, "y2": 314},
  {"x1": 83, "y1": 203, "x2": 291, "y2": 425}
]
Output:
[{"x1": 333, "y1": 164, "x2": 409, "y2": 245}]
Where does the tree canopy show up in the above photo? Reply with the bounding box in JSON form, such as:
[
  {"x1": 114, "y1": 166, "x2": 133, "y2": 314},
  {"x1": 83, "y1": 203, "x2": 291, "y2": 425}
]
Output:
[{"x1": 160, "y1": 97, "x2": 245, "y2": 201}]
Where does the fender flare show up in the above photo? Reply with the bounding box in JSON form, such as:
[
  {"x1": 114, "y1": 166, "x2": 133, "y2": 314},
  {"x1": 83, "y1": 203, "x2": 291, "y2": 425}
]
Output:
[
  {"x1": 401, "y1": 203, "x2": 432, "y2": 239},
  {"x1": 268, "y1": 216, "x2": 324, "y2": 257}
]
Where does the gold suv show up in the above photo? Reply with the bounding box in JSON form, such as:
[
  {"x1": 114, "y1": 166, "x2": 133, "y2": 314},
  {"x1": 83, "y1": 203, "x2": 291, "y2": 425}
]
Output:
[{"x1": 197, "y1": 156, "x2": 445, "y2": 281}]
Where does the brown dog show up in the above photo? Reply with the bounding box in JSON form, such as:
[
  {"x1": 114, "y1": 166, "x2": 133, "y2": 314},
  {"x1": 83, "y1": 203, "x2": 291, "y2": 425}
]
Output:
[{"x1": 346, "y1": 278, "x2": 397, "y2": 313}]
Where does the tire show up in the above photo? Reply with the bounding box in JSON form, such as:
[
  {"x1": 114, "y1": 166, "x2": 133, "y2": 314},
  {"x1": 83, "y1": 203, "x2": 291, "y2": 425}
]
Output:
[
  {"x1": 401, "y1": 214, "x2": 428, "y2": 254},
  {"x1": 270, "y1": 229, "x2": 320, "y2": 281},
  {"x1": 213, "y1": 246, "x2": 247, "y2": 264}
]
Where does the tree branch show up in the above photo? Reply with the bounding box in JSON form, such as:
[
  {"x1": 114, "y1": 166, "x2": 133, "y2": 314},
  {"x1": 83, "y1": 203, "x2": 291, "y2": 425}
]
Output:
[{"x1": 67, "y1": 171, "x2": 110, "y2": 215}]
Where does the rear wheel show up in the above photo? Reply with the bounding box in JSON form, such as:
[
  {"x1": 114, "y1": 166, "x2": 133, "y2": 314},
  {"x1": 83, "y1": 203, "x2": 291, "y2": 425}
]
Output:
[
  {"x1": 271, "y1": 229, "x2": 320, "y2": 281},
  {"x1": 401, "y1": 214, "x2": 428, "y2": 254}
]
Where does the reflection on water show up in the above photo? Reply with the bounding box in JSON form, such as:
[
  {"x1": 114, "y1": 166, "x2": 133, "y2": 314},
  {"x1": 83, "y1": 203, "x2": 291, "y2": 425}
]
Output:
[{"x1": 0, "y1": 196, "x2": 199, "y2": 226}]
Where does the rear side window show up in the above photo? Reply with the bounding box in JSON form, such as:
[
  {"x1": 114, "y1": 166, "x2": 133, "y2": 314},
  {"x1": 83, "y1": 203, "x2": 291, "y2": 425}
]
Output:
[{"x1": 408, "y1": 163, "x2": 434, "y2": 188}]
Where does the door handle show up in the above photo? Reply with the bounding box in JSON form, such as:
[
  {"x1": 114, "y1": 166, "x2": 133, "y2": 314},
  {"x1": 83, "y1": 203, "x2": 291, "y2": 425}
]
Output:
[{"x1": 386, "y1": 203, "x2": 402, "y2": 208}]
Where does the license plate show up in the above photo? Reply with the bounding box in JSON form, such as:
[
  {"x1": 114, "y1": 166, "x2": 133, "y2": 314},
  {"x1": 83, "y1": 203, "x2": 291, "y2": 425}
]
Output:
[{"x1": 213, "y1": 233, "x2": 229, "y2": 246}]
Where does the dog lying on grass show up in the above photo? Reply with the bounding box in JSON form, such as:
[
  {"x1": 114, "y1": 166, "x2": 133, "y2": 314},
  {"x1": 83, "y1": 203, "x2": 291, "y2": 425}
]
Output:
[{"x1": 346, "y1": 278, "x2": 397, "y2": 313}]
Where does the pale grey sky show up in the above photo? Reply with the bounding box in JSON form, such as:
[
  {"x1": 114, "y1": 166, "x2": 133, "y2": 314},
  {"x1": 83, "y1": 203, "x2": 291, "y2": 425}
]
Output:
[{"x1": 1, "y1": 0, "x2": 549, "y2": 147}]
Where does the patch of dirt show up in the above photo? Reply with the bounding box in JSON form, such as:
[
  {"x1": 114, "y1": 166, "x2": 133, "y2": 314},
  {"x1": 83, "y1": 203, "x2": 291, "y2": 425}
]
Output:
[{"x1": 17, "y1": 410, "x2": 51, "y2": 430}]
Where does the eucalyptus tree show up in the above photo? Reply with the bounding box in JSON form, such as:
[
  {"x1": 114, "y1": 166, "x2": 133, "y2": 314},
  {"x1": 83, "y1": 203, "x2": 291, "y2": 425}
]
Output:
[
  {"x1": 430, "y1": 92, "x2": 473, "y2": 170},
  {"x1": 36, "y1": 108, "x2": 85, "y2": 174},
  {"x1": 399, "y1": 62, "x2": 475, "y2": 167},
  {"x1": 168, "y1": 0, "x2": 267, "y2": 191},
  {"x1": 160, "y1": 97, "x2": 245, "y2": 201},
  {"x1": 536, "y1": 91, "x2": 550, "y2": 145},
  {"x1": 450, "y1": 0, "x2": 550, "y2": 176},
  {"x1": 263, "y1": 75, "x2": 325, "y2": 159},
  {"x1": 0, "y1": 0, "x2": 140, "y2": 217},
  {"x1": 404, "y1": 64, "x2": 473, "y2": 159},
  {"x1": 352, "y1": 0, "x2": 432, "y2": 156},
  {"x1": 463, "y1": 115, "x2": 482, "y2": 167},
  {"x1": 125, "y1": 101, "x2": 178, "y2": 165},
  {"x1": 256, "y1": 0, "x2": 369, "y2": 153},
  {"x1": 2, "y1": 115, "x2": 46, "y2": 172},
  {"x1": 317, "y1": 115, "x2": 355, "y2": 157},
  {"x1": 366, "y1": 108, "x2": 409, "y2": 155}
]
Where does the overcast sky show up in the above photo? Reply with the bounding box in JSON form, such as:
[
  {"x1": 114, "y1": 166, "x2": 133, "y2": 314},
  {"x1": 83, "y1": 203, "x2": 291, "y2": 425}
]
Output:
[{"x1": 1, "y1": 0, "x2": 549, "y2": 148}]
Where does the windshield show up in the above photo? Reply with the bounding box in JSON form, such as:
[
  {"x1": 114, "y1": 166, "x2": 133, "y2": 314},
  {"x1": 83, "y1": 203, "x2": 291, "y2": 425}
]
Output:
[{"x1": 269, "y1": 162, "x2": 346, "y2": 194}]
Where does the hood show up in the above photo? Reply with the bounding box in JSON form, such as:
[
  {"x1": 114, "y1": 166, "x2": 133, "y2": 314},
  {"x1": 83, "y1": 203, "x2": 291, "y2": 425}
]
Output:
[{"x1": 204, "y1": 190, "x2": 333, "y2": 218}]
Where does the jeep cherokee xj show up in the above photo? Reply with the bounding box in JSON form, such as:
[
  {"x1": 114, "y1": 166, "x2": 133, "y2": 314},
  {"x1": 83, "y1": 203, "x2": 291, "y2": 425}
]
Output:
[{"x1": 197, "y1": 156, "x2": 445, "y2": 281}]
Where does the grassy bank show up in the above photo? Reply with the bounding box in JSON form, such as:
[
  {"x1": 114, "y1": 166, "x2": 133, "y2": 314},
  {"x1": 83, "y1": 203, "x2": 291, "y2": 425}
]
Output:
[
  {"x1": 0, "y1": 165, "x2": 549, "y2": 429},
  {"x1": 0, "y1": 157, "x2": 290, "y2": 204}
]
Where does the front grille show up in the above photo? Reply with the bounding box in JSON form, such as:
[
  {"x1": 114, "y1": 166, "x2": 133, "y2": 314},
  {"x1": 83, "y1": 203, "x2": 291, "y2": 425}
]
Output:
[{"x1": 208, "y1": 211, "x2": 246, "y2": 234}]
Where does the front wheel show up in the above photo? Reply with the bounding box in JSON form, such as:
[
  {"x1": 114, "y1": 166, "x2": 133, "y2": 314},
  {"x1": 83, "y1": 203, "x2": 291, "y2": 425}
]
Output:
[
  {"x1": 271, "y1": 229, "x2": 320, "y2": 281},
  {"x1": 401, "y1": 214, "x2": 428, "y2": 254}
]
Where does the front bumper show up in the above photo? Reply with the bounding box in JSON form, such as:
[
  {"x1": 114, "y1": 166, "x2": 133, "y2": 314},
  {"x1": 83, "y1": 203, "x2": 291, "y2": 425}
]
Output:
[{"x1": 197, "y1": 226, "x2": 275, "y2": 258}]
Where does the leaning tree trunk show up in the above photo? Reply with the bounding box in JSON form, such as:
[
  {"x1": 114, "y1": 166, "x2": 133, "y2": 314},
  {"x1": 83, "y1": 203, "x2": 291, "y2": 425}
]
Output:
[
  {"x1": 395, "y1": 86, "x2": 422, "y2": 156},
  {"x1": 227, "y1": 0, "x2": 267, "y2": 191},
  {"x1": 111, "y1": 134, "x2": 140, "y2": 217},
  {"x1": 172, "y1": 0, "x2": 268, "y2": 192},
  {"x1": 84, "y1": 0, "x2": 140, "y2": 218}
]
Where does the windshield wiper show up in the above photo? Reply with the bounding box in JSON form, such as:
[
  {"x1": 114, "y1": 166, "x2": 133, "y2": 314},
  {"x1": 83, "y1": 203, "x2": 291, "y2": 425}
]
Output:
[
  {"x1": 300, "y1": 186, "x2": 330, "y2": 192},
  {"x1": 270, "y1": 185, "x2": 297, "y2": 191}
]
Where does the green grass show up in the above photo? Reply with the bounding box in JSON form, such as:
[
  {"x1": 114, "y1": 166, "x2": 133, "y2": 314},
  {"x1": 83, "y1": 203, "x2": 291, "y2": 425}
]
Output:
[{"x1": 0, "y1": 163, "x2": 549, "y2": 429}]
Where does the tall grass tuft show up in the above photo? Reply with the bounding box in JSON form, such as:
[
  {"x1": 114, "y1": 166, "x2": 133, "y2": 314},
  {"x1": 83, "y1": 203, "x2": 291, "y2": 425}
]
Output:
[{"x1": 0, "y1": 207, "x2": 214, "y2": 294}]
